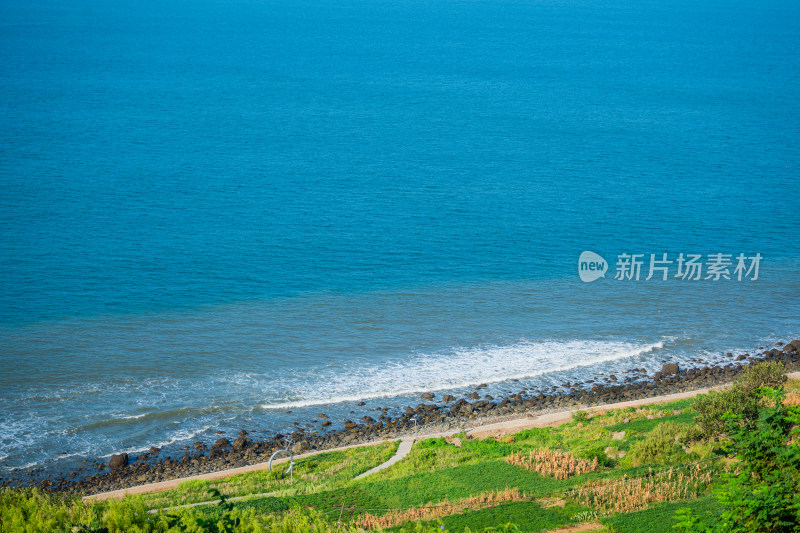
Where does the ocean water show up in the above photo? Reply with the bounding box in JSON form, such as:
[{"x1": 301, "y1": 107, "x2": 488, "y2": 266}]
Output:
[{"x1": 1, "y1": 0, "x2": 799, "y2": 476}]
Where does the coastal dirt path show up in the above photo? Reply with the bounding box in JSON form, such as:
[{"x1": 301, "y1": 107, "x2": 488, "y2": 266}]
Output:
[
  {"x1": 145, "y1": 438, "x2": 417, "y2": 513},
  {"x1": 84, "y1": 372, "x2": 800, "y2": 503},
  {"x1": 354, "y1": 438, "x2": 414, "y2": 479}
]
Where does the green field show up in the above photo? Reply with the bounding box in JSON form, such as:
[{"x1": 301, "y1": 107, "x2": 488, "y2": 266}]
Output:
[{"x1": 2, "y1": 364, "x2": 797, "y2": 533}]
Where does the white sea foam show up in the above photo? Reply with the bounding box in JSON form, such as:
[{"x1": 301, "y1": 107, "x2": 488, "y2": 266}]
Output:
[{"x1": 260, "y1": 337, "x2": 672, "y2": 409}]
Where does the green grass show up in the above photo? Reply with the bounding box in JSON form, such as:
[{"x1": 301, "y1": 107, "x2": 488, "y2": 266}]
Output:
[
  {"x1": 140, "y1": 439, "x2": 400, "y2": 508},
  {"x1": 601, "y1": 495, "x2": 722, "y2": 533},
  {"x1": 414, "y1": 501, "x2": 590, "y2": 533}
]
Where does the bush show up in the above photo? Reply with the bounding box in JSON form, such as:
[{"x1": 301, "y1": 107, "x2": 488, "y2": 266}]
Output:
[
  {"x1": 735, "y1": 361, "x2": 787, "y2": 393},
  {"x1": 692, "y1": 387, "x2": 761, "y2": 440},
  {"x1": 572, "y1": 410, "x2": 590, "y2": 424},
  {"x1": 628, "y1": 422, "x2": 687, "y2": 466},
  {"x1": 675, "y1": 388, "x2": 800, "y2": 533},
  {"x1": 691, "y1": 361, "x2": 788, "y2": 442}
]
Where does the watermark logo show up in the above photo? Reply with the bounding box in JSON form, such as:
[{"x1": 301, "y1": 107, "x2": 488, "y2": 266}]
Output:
[
  {"x1": 578, "y1": 251, "x2": 608, "y2": 282},
  {"x1": 578, "y1": 252, "x2": 762, "y2": 282}
]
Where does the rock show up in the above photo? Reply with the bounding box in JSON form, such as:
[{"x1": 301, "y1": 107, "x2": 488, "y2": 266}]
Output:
[
  {"x1": 321, "y1": 420, "x2": 331, "y2": 427},
  {"x1": 791, "y1": 340, "x2": 800, "y2": 350},
  {"x1": 357, "y1": 401, "x2": 366, "y2": 406},
  {"x1": 446, "y1": 437, "x2": 462, "y2": 447},
  {"x1": 421, "y1": 392, "x2": 435, "y2": 400},
  {"x1": 109, "y1": 453, "x2": 128, "y2": 470},
  {"x1": 149, "y1": 446, "x2": 160, "y2": 454},
  {"x1": 290, "y1": 441, "x2": 311, "y2": 454},
  {"x1": 468, "y1": 392, "x2": 480, "y2": 400},
  {"x1": 344, "y1": 421, "x2": 356, "y2": 430},
  {"x1": 193, "y1": 442, "x2": 206, "y2": 450},
  {"x1": 736, "y1": 354, "x2": 747, "y2": 361},
  {"x1": 662, "y1": 363, "x2": 679, "y2": 376},
  {"x1": 476, "y1": 383, "x2": 487, "y2": 389},
  {"x1": 361, "y1": 416, "x2": 376, "y2": 424},
  {"x1": 612, "y1": 431, "x2": 626, "y2": 441},
  {"x1": 211, "y1": 438, "x2": 231, "y2": 450},
  {"x1": 443, "y1": 394, "x2": 456, "y2": 402},
  {"x1": 317, "y1": 413, "x2": 329, "y2": 419},
  {"x1": 622, "y1": 418, "x2": 630, "y2": 424},
  {"x1": 783, "y1": 344, "x2": 797, "y2": 353},
  {"x1": 232, "y1": 436, "x2": 250, "y2": 451}
]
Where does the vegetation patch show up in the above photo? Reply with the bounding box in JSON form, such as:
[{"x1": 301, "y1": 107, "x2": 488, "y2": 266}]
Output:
[
  {"x1": 570, "y1": 464, "x2": 712, "y2": 514},
  {"x1": 505, "y1": 449, "x2": 599, "y2": 479}
]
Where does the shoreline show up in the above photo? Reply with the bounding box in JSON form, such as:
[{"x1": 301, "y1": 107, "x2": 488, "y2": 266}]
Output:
[
  {"x1": 5, "y1": 340, "x2": 800, "y2": 496},
  {"x1": 85, "y1": 367, "x2": 800, "y2": 502}
]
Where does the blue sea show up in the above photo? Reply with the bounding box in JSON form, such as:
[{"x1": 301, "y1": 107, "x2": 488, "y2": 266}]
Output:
[{"x1": 1, "y1": 0, "x2": 799, "y2": 476}]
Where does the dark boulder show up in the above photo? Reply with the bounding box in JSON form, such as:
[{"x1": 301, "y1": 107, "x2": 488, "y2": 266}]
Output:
[
  {"x1": 232, "y1": 436, "x2": 250, "y2": 451},
  {"x1": 109, "y1": 453, "x2": 128, "y2": 470},
  {"x1": 662, "y1": 363, "x2": 680, "y2": 376},
  {"x1": 421, "y1": 392, "x2": 435, "y2": 400},
  {"x1": 442, "y1": 394, "x2": 456, "y2": 402},
  {"x1": 211, "y1": 438, "x2": 231, "y2": 450}
]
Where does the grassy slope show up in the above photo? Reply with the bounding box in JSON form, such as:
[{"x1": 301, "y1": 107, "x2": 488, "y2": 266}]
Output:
[
  {"x1": 12, "y1": 377, "x2": 797, "y2": 532},
  {"x1": 197, "y1": 392, "x2": 729, "y2": 531}
]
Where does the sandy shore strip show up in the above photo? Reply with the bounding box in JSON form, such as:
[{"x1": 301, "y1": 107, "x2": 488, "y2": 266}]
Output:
[{"x1": 82, "y1": 370, "x2": 800, "y2": 503}]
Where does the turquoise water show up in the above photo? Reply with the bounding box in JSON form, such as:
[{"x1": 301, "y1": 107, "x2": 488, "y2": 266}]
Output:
[{"x1": 1, "y1": 0, "x2": 799, "y2": 475}]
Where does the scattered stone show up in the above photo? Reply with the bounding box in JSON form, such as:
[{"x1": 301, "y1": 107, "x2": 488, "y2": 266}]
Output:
[
  {"x1": 421, "y1": 392, "x2": 435, "y2": 400},
  {"x1": 211, "y1": 438, "x2": 231, "y2": 450},
  {"x1": 662, "y1": 363, "x2": 680, "y2": 376},
  {"x1": 442, "y1": 394, "x2": 456, "y2": 402},
  {"x1": 108, "y1": 453, "x2": 128, "y2": 470},
  {"x1": 612, "y1": 431, "x2": 626, "y2": 441},
  {"x1": 290, "y1": 441, "x2": 311, "y2": 454},
  {"x1": 446, "y1": 437, "x2": 462, "y2": 447}
]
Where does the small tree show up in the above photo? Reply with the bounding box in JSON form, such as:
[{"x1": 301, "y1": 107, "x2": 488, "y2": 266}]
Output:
[{"x1": 675, "y1": 388, "x2": 800, "y2": 532}]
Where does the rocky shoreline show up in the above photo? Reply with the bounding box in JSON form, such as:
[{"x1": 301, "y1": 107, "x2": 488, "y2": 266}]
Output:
[{"x1": 3, "y1": 339, "x2": 800, "y2": 496}]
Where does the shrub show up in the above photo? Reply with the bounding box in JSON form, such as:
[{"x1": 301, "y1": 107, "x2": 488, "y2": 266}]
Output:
[
  {"x1": 572, "y1": 410, "x2": 590, "y2": 424},
  {"x1": 675, "y1": 388, "x2": 800, "y2": 533},
  {"x1": 628, "y1": 422, "x2": 687, "y2": 466},
  {"x1": 692, "y1": 387, "x2": 760, "y2": 441},
  {"x1": 735, "y1": 361, "x2": 787, "y2": 393}
]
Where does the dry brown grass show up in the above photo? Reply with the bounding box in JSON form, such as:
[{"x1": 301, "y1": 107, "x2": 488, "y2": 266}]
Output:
[
  {"x1": 506, "y1": 449, "x2": 599, "y2": 480},
  {"x1": 569, "y1": 464, "x2": 712, "y2": 514},
  {"x1": 353, "y1": 488, "x2": 523, "y2": 529}
]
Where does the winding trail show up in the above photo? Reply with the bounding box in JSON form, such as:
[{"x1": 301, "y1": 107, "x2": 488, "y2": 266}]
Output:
[
  {"x1": 147, "y1": 438, "x2": 417, "y2": 514},
  {"x1": 355, "y1": 438, "x2": 414, "y2": 479}
]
